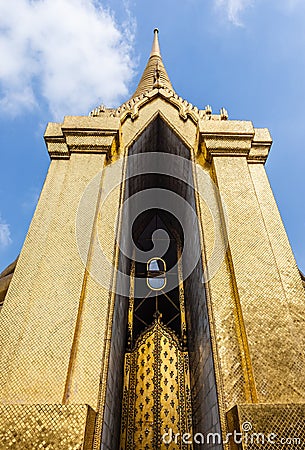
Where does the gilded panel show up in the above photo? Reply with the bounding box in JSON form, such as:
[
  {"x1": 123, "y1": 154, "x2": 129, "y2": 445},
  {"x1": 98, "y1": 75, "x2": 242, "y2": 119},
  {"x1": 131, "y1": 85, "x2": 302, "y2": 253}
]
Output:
[
  {"x1": 121, "y1": 97, "x2": 197, "y2": 154},
  {"x1": 194, "y1": 162, "x2": 246, "y2": 410},
  {"x1": 0, "y1": 153, "x2": 106, "y2": 405},
  {"x1": 227, "y1": 404, "x2": 305, "y2": 449},
  {"x1": 0, "y1": 404, "x2": 95, "y2": 450},
  {"x1": 212, "y1": 156, "x2": 305, "y2": 403},
  {"x1": 249, "y1": 164, "x2": 305, "y2": 352},
  {"x1": 120, "y1": 320, "x2": 193, "y2": 449}
]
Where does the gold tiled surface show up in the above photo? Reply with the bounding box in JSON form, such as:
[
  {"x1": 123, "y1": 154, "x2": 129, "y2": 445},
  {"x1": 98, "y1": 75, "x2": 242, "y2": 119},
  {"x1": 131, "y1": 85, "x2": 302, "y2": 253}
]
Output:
[
  {"x1": 199, "y1": 120, "x2": 254, "y2": 135},
  {"x1": 47, "y1": 142, "x2": 70, "y2": 158},
  {"x1": 0, "y1": 85, "x2": 303, "y2": 450},
  {"x1": 131, "y1": 50, "x2": 173, "y2": 98},
  {"x1": 93, "y1": 159, "x2": 126, "y2": 449},
  {"x1": 64, "y1": 275, "x2": 110, "y2": 409},
  {"x1": 115, "y1": 86, "x2": 206, "y2": 124},
  {"x1": 44, "y1": 122, "x2": 63, "y2": 137},
  {"x1": 195, "y1": 162, "x2": 247, "y2": 411},
  {"x1": 199, "y1": 120, "x2": 253, "y2": 162},
  {"x1": 65, "y1": 134, "x2": 115, "y2": 149},
  {"x1": 212, "y1": 156, "x2": 305, "y2": 403},
  {"x1": 0, "y1": 158, "x2": 69, "y2": 403},
  {"x1": 0, "y1": 404, "x2": 95, "y2": 450},
  {"x1": 249, "y1": 164, "x2": 305, "y2": 350},
  {"x1": 69, "y1": 159, "x2": 124, "y2": 410},
  {"x1": 44, "y1": 116, "x2": 120, "y2": 159},
  {"x1": 227, "y1": 404, "x2": 305, "y2": 449},
  {"x1": 62, "y1": 115, "x2": 119, "y2": 130},
  {"x1": 0, "y1": 153, "x2": 107, "y2": 407},
  {"x1": 248, "y1": 128, "x2": 272, "y2": 163},
  {"x1": 121, "y1": 97, "x2": 197, "y2": 154}
]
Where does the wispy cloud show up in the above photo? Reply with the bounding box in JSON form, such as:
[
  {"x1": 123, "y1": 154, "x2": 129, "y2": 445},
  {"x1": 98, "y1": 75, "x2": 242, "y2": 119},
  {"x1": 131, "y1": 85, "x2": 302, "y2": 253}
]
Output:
[
  {"x1": 0, "y1": 0, "x2": 136, "y2": 119},
  {"x1": 0, "y1": 216, "x2": 12, "y2": 248},
  {"x1": 214, "y1": 0, "x2": 254, "y2": 26}
]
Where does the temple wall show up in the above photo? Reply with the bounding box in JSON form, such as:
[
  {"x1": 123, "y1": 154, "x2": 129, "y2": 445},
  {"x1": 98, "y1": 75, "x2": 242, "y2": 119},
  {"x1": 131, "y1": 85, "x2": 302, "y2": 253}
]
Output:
[
  {"x1": 0, "y1": 152, "x2": 111, "y2": 409},
  {"x1": 195, "y1": 161, "x2": 248, "y2": 415},
  {"x1": 0, "y1": 404, "x2": 95, "y2": 449},
  {"x1": 212, "y1": 156, "x2": 305, "y2": 403},
  {"x1": 0, "y1": 91, "x2": 305, "y2": 449}
]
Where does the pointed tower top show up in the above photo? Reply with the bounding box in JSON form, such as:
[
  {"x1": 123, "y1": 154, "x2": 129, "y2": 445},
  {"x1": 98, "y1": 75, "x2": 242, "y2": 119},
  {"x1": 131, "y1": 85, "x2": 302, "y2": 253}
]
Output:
[
  {"x1": 131, "y1": 28, "x2": 174, "y2": 99},
  {"x1": 150, "y1": 28, "x2": 161, "y2": 57}
]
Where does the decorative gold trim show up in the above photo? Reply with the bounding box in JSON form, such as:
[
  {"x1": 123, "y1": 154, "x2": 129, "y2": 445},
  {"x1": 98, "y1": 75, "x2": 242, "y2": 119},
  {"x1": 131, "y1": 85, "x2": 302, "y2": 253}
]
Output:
[
  {"x1": 127, "y1": 258, "x2": 135, "y2": 349},
  {"x1": 177, "y1": 242, "x2": 187, "y2": 348}
]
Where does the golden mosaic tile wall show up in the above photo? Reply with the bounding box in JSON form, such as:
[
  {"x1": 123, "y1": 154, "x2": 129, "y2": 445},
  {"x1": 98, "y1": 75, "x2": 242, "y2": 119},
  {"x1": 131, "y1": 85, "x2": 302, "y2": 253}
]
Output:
[
  {"x1": 249, "y1": 164, "x2": 305, "y2": 350},
  {"x1": 195, "y1": 162, "x2": 247, "y2": 413},
  {"x1": 227, "y1": 404, "x2": 305, "y2": 449},
  {"x1": 121, "y1": 97, "x2": 197, "y2": 155},
  {"x1": 0, "y1": 94, "x2": 304, "y2": 450},
  {"x1": 0, "y1": 404, "x2": 95, "y2": 450},
  {"x1": 68, "y1": 156, "x2": 124, "y2": 410},
  {"x1": 0, "y1": 153, "x2": 110, "y2": 409},
  {"x1": 212, "y1": 156, "x2": 305, "y2": 403}
]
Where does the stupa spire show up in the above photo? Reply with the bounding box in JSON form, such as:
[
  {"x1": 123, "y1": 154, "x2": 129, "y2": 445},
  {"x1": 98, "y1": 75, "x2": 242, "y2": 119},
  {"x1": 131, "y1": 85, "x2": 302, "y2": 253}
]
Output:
[
  {"x1": 131, "y1": 28, "x2": 174, "y2": 98},
  {"x1": 150, "y1": 28, "x2": 161, "y2": 57}
]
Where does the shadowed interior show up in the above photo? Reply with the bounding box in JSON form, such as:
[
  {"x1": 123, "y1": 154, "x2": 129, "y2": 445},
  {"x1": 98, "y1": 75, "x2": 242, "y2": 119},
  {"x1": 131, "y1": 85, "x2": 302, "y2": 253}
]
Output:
[{"x1": 101, "y1": 116, "x2": 222, "y2": 450}]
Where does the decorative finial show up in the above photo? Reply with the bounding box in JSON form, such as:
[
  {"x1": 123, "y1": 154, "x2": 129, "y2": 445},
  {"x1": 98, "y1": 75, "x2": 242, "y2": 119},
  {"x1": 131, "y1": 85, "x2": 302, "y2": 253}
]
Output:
[
  {"x1": 205, "y1": 105, "x2": 212, "y2": 116},
  {"x1": 128, "y1": 27, "x2": 174, "y2": 98},
  {"x1": 153, "y1": 310, "x2": 162, "y2": 322},
  {"x1": 220, "y1": 107, "x2": 228, "y2": 120},
  {"x1": 150, "y1": 28, "x2": 161, "y2": 58},
  {"x1": 153, "y1": 60, "x2": 163, "y2": 89}
]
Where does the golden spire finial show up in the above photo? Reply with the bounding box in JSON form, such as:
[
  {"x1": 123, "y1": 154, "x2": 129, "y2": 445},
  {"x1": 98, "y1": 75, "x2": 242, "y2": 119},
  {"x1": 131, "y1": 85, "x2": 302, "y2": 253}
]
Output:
[
  {"x1": 150, "y1": 28, "x2": 161, "y2": 58},
  {"x1": 130, "y1": 28, "x2": 174, "y2": 98}
]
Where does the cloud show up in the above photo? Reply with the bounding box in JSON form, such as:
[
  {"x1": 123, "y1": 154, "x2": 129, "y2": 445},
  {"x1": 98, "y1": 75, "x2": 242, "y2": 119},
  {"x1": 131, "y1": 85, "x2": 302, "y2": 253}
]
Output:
[
  {"x1": 0, "y1": 216, "x2": 12, "y2": 248},
  {"x1": 0, "y1": 0, "x2": 136, "y2": 119},
  {"x1": 214, "y1": 0, "x2": 253, "y2": 26}
]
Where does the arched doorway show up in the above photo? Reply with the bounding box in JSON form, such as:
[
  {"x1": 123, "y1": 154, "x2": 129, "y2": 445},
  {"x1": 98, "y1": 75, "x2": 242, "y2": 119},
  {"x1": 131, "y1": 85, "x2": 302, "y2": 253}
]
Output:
[{"x1": 120, "y1": 210, "x2": 193, "y2": 449}]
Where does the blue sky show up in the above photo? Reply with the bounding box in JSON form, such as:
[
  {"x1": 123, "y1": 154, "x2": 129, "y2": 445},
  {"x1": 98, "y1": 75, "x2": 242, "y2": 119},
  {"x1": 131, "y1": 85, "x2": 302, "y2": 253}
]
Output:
[{"x1": 0, "y1": 0, "x2": 304, "y2": 274}]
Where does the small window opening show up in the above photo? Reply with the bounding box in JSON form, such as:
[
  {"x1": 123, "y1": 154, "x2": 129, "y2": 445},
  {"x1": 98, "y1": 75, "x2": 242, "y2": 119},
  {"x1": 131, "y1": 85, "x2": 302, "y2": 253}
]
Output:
[{"x1": 147, "y1": 257, "x2": 166, "y2": 290}]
